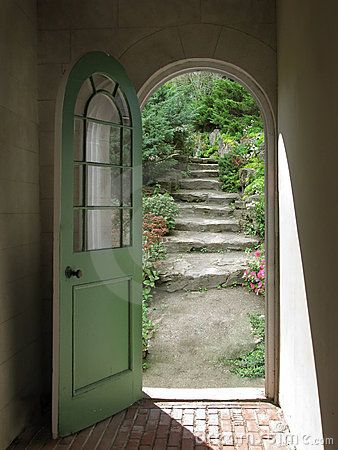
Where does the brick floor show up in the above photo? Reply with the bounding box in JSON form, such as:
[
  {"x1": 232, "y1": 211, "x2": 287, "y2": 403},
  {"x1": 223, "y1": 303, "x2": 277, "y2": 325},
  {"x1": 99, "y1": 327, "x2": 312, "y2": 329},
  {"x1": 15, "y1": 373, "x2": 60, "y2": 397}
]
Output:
[{"x1": 9, "y1": 400, "x2": 294, "y2": 449}]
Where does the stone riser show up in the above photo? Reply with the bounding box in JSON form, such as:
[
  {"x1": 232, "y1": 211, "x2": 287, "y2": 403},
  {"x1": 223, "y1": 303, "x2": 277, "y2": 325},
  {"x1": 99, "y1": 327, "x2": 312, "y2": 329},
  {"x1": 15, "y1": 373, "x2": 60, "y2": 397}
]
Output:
[
  {"x1": 190, "y1": 157, "x2": 218, "y2": 164},
  {"x1": 175, "y1": 221, "x2": 240, "y2": 233},
  {"x1": 157, "y1": 269, "x2": 245, "y2": 292},
  {"x1": 189, "y1": 163, "x2": 219, "y2": 171},
  {"x1": 166, "y1": 241, "x2": 252, "y2": 253},
  {"x1": 180, "y1": 179, "x2": 220, "y2": 190},
  {"x1": 173, "y1": 192, "x2": 237, "y2": 205},
  {"x1": 189, "y1": 170, "x2": 219, "y2": 178},
  {"x1": 178, "y1": 206, "x2": 233, "y2": 218}
]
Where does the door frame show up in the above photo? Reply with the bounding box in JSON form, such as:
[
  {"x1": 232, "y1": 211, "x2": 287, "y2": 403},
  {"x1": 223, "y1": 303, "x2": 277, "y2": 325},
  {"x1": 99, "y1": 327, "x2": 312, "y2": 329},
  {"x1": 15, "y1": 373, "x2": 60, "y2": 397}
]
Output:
[
  {"x1": 53, "y1": 56, "x2": 279, "y2": 429},
  {"x1": 52, "y1": 61, "x2": 68, "y2": 437},
  {"x1": 138, "y1": 59, "x2": 279, "y2": 404}
]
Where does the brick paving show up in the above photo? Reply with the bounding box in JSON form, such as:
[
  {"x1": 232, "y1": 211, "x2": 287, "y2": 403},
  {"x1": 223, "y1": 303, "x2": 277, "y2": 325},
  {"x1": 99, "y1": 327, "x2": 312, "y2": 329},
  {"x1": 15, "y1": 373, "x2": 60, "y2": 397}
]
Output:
[{"x1": 9, "y1": 400, "x2": 294, "y2": 449}]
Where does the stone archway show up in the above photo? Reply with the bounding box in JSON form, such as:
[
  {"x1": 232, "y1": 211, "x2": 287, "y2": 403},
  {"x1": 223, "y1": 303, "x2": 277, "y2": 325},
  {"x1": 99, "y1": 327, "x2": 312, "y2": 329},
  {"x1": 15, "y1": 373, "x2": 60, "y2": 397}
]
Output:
[{"x1": 137, "y1": 58, "x2": 278, "y2": 403}]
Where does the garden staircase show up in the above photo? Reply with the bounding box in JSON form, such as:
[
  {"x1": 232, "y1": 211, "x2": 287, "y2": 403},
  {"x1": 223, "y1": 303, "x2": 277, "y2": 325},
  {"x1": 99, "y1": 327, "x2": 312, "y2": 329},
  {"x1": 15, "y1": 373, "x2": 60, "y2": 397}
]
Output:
[{"x1": 157, "y1": 158, "x2": 259, "y2": 292}]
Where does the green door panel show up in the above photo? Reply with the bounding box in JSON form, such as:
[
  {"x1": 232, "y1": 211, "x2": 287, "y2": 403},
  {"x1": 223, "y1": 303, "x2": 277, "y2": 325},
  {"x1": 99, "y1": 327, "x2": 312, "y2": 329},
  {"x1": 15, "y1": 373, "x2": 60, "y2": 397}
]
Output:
[
  {"x1": 73, "y1": 278, "x2": 131, "y2": 393},
  {"x1": 56, "y1": 52, "x2": 142, "y2": 436}
]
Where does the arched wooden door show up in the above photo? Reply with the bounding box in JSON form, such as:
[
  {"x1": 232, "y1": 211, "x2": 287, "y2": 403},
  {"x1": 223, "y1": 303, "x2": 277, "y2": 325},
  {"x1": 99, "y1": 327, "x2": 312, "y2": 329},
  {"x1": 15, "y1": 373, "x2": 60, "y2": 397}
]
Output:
[{"x1": 53, "y1": 52, "x2": 142, "y2": 437}]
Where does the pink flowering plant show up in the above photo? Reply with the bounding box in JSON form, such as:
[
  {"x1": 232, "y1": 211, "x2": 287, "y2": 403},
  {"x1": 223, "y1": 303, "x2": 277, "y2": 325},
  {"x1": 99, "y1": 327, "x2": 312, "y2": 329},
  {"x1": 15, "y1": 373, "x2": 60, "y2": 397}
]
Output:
[{"x1": 243, "y1": 246, "x2": 265, "y2": 296}]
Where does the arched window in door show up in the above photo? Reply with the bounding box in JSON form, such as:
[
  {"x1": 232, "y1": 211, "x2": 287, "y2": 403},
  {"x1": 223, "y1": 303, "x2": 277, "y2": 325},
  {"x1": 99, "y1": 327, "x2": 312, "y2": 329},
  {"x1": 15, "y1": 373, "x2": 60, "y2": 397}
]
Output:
[{"x1": 73, "y1": 74, "x2": 133, "y2": 251}]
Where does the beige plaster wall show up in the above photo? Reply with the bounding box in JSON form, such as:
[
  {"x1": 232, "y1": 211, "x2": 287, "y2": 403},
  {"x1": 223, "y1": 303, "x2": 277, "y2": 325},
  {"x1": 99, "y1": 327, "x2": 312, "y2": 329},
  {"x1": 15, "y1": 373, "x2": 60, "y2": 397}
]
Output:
[
  {"x1": 277, "y1": 1, "x2": 338, "y2": 447},
  {"x1": 37, "y1": 0, "x2": 277, "y2": 400},
  {"x1": 0, "y1": 1, "x2": 42, "y2": 448}
]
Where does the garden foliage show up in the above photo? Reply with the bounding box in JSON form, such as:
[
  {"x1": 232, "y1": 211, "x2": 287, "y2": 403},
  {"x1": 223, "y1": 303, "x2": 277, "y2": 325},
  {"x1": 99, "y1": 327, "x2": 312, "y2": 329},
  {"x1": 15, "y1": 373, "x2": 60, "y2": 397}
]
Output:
[
  {"x1": 141, "y1": 73, "x2": 267, "y2": 367},
  {"x1": 141, "y1": 192, "x2": 179, "y2": 360},
  {"x1": 142, "y1": 191, "x2": 179, "y2": 231},
  {"x1": 225, "y1": 314, "x2": 265, "y2": 378},
  {"x1": 243, "y1": 246, "x2": 265, "y2": 296}
]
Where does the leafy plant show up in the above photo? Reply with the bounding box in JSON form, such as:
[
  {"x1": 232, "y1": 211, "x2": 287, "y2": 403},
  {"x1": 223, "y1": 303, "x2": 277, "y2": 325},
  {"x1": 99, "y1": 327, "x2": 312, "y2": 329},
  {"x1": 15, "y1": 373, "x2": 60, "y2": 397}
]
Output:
[
  {"x1": 142, "y1": 77, "x2": 199, "y2": 167},
  {"x1": 243, "y1": 152, "x2": 265, "y2": 197},
  {"x1": 218, "y1": 150, "x2": 245, "y2": 192},
  {"x1": 221, "y1": 314, "x2": 265, "y2": 378},
  {"x1": 244, "y1": 176, "x2": 264, "y2": 196},
  {"x1": 250, "y1": 313, "x2": 265, "y2": 340},
  {"x1": 143, "y1": 213, "x2": 168, "y2": 256},
  {"x1": 194, "y1": 77, "x2": 263, "y2": 139},
  {"x1": 227, "y1": 343, "x2": 265, "y2": 378},
  {"x1": 143, "y1": 192, "x2": 179, "y2": 231},
  {"x1": 142, "y1": 252, "x2": 158, "y2": 359},
  {"x1": 243, "y1": 196, "x2": 265, "y2": 238},
  {"x1": 142, "y1": 73, "x2": 264, "y2": 182},
  {"x1": 217, "y1": 132, "x2": 264, "y2": 194},
  {"x1": 141, "y1": 211, "x2": 169, "y2": 360}
]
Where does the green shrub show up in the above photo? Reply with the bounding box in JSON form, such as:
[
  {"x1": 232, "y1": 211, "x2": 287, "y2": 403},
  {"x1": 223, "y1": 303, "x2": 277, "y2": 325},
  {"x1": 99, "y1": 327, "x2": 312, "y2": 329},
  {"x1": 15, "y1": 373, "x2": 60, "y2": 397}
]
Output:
[
  {"x1": 194, "y1": 78, "x2": 263, "y2": 139},
  {"x1": 218, "y1": 150, "x2": 245, "y2": 192},
  {"x1": 244, "y1": 176, "x2": 264, "y2": 196},
  {"x1": 143, "y1": 192, "x2": 179, "y2": 231},
  {"x1": 142, "y1": 79, "x2": 198, "y2": 165},
  {"x1": 218, "y1": 132, "x2": 264, "y2": 194},
  {"x1": 244, "y1": 195, "x2": 265, "y2": 238},
  {"x1": 243, "y1": 152, "x2": 265, "y2": 197}
]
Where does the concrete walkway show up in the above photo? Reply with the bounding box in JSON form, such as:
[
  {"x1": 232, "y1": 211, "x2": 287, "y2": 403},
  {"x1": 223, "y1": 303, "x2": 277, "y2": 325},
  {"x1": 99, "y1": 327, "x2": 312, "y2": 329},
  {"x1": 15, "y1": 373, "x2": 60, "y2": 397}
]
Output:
[{"x1": 143, "y1": 287, "x2": 264, "y2": 389}]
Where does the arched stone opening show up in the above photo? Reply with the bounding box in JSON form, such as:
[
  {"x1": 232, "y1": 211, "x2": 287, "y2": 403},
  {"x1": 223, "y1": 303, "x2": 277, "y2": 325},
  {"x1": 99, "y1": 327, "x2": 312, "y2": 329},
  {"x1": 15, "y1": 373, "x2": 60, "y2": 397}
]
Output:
[{"x1": 138, "y1": 58, "x2": 278, "y2": 403}]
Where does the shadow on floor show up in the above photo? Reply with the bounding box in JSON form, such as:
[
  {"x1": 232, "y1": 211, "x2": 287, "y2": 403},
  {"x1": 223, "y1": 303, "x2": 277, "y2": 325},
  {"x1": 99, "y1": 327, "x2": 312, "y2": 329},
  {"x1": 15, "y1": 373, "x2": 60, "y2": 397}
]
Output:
[{"x1": 9, "y1": 398, "x2": 289, "y2": 449}]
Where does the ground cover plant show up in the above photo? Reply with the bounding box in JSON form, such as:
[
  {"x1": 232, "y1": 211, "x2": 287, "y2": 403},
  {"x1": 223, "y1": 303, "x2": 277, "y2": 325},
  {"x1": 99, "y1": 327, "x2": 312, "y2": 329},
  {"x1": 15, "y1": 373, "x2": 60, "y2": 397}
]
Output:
[
  {"x1": 218, "y1": 313, "x2": 265, "y2": 378},
  {"x1": 143, "y1": 190, "x2": 179, "y2": 231}
]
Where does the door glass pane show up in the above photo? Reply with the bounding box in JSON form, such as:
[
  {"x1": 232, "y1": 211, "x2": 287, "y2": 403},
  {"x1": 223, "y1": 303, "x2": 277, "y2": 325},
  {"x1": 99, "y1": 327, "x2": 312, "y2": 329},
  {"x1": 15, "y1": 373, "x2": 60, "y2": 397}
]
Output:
[
  {"x1": 74, "y1": 79, "x2": 94, "y2": 116},
  {"x1": 122, "y1": 169, "x2": 132, "y2": 206},
  {"x1": 74, "y1": 119, "x2": 84, "y2": 161},
  {"x1": 86, "y1": 122, "x2": 121, "y2": 165},
  {"x1": 87, "y1": 166, "x2": 121, "y2": 207},
  {"x1": 74, "y1": 165, "x2": 84, "y2": 206},
  {"x1": 122, "y1": 209, "x2": 131, "y2": 247},
  {"x1": 92, "y1": 73, "x2": 116, "y2": 94},
  {"x1": 73, "y1": 210, "x2": 84, "y2": 252},
  {"x1": 115, "y1": 87, "x2": 131, "y2": 126},
  {"x1": 87, "y1": 93, "x2": 121, "y2": 123},
  {"x1": 87, "y1": 209, "x2": 121, "y2": 250},
  {"x1": 122, "y1": 128, "x2": 132, "y2": 166}
]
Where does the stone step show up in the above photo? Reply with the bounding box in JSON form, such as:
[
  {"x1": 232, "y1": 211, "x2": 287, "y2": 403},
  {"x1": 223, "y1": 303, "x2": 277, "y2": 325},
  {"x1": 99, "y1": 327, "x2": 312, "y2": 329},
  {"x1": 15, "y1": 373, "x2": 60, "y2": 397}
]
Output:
[
  {"x1": 172, "y1": 190, "x2": 240, "y2": 205},
  {"x1": 189, "y1": 163, "x2": 219, "y2": 171},
  {"x1": 175, "y1": 217, "x2": 240, "y2": 233},
  {"x1": 190, "y1": 157, "x2": 218, "y2": 164},
  {"x1": 180, "y1": 178, "x2": 220, "y2": 190},
  {"x1": 164, "y1": 231, "x2": 259, "y2": 253},
  {"x1": 157, "y1": 252, "x2": 248, "y2": 292},
  {"x1": 178, "y1": 202, "x2": 233, "y2": 217},
  {"x1": 189, "y1": 169, "x2": 219, "y2": 178}
]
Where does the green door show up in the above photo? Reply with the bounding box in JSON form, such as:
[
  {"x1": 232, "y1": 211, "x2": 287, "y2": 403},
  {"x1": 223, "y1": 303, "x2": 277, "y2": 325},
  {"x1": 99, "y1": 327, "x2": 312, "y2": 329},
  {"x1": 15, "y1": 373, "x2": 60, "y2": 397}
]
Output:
[{"x1": 53, "y1": 52, "x2": 142, "y2": 437}]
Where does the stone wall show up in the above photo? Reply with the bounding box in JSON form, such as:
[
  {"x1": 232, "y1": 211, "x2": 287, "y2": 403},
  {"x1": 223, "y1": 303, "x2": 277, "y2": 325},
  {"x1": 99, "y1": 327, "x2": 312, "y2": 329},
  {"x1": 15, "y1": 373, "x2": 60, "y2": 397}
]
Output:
[{"x1": 0, "y1": 1, "x2": 42, "y2": 448}]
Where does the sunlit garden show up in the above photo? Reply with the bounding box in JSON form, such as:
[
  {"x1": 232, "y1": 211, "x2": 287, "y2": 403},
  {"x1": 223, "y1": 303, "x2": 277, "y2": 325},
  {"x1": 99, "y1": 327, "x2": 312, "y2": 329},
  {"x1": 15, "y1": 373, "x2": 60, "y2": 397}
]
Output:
[{"x1": 141, "y1": 72, "x2": 266, "y2": 386}]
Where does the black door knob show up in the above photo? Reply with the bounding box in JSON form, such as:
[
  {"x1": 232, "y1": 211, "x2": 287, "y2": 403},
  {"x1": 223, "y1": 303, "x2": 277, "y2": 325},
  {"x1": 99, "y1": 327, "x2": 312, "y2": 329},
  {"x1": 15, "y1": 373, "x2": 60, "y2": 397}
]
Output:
[{"x1": 65, "y1": 266, "x2": 83, "y2": 279}]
